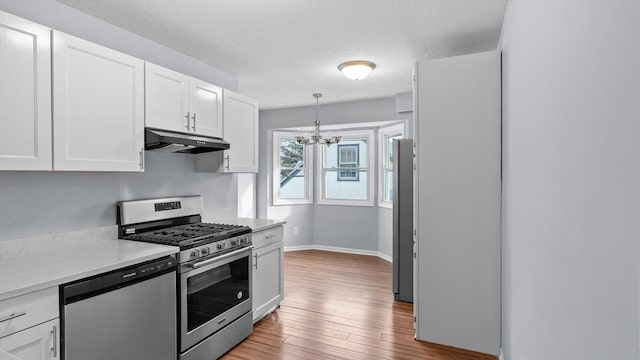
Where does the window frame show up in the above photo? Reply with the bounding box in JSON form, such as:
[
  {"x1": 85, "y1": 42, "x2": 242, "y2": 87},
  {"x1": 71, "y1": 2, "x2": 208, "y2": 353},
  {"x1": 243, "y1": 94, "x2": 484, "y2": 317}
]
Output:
[
  {"x1": 378, "y1": 123, "x2": 405, "y2": 209},
  {"x1": 316, "y1": 129, "x2": 375, "y2": 207},
  {"x1": 272, "y1": 131, "x2": 314, "y2": 205}
]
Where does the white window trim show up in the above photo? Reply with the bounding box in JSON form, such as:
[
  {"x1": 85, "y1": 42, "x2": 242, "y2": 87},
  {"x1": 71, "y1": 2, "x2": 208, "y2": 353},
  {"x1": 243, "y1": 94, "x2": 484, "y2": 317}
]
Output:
[
  {"x1": 316, "y1": 129, "x2": 375, "y2": 207},
  {"x1": 378, "y1": 123, "x2": 405, "y2": 209},
  {"x1": 272, "y1": 131, "x2": 314, "y2": 205}
]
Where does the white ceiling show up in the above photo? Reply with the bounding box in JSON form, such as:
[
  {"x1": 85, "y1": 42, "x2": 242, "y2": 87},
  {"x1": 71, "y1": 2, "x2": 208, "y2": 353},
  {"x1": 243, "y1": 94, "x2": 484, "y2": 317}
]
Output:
[{"x1": 56, "y1": 0, "x2": 507, "y2": 110}]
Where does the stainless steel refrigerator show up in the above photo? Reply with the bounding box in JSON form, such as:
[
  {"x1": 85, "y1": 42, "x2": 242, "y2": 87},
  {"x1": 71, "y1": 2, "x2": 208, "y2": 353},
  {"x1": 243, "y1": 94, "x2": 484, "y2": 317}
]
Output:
[{"x1": 392, "y1": 139, "x2": 413, "y2": 303}]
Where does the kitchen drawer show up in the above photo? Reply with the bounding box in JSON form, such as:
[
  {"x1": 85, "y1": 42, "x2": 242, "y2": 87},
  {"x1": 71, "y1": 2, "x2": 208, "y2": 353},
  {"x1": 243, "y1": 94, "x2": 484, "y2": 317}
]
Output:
[
  {"x1": 252, "y1": 226, "x2": 283, "y2": 249},
  {"x1": 0, "y1": 287, "x2": 58, "y2": 338}
]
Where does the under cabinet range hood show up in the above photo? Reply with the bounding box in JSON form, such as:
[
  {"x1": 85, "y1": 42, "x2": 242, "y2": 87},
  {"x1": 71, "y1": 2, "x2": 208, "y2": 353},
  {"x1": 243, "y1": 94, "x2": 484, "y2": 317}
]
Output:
[{"x1": 145, "y1": 128, "x2": 229, "y2": 154}]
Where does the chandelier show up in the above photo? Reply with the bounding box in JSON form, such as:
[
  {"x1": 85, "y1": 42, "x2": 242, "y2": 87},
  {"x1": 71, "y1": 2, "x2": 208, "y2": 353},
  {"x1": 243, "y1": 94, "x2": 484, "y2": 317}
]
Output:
[{"x1": 295, "y1": 93, "x2": 341, "y2": 146}]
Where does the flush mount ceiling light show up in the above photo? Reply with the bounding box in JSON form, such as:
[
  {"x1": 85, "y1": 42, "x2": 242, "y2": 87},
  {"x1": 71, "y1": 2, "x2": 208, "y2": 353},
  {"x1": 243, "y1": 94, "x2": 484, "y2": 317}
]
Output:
[
  {"x1": 338, "y1": 60, "x2": 376, "y2": 80},
  {"x1": 295, "y1": 93, "x2": 341, "y2": 146}
]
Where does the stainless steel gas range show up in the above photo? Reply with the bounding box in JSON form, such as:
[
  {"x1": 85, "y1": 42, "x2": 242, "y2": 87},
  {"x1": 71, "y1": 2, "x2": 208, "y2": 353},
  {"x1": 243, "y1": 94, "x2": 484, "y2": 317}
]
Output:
[{"x1": 117, "y1": 195, "x2": 253, "y2": 360}]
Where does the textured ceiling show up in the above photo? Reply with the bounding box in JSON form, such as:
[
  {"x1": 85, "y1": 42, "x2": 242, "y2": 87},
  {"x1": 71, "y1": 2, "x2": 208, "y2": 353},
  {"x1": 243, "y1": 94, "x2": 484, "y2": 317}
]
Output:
[{"x1": 56, "y1": 0, "x2": 507, "y2": 109}]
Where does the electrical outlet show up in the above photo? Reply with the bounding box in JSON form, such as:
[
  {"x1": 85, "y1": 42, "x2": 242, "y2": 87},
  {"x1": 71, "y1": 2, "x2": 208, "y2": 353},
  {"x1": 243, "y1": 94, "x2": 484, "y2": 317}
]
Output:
[{"x1": 293, "y1": 226, "x2": 299, "y2": 235}]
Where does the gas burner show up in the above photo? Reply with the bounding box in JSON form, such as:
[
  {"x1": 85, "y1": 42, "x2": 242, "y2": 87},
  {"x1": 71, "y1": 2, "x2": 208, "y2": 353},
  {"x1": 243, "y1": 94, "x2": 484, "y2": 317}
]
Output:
[
  {"x1": 124, "y1": 222, "x2": 249, "y2": 247},
  {"x1": 117, "y1": 196, "x2": 252, "y2": 263}
]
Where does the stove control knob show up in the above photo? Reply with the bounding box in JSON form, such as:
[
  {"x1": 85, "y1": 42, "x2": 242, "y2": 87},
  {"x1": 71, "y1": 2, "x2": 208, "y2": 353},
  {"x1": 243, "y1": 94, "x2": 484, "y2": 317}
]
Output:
[
  {"x1": 190, "y1": 249, "x2": 200, "y2": 259},
  {"x1": 231, "y1": 239, "x2": 238, "y2": 246},
  {"x1": 216, "y1": 243, "x2": 224, "y2": 250},
  {"x1": 200, "y1": 247, "x2": 210, "y2": 256}
]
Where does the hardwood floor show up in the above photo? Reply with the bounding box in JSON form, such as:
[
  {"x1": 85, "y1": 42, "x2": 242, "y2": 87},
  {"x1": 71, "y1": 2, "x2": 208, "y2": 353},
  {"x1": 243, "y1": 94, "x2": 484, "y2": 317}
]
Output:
[{"x1": 223, "y1": 250, "x2": 496, "y2": 360}]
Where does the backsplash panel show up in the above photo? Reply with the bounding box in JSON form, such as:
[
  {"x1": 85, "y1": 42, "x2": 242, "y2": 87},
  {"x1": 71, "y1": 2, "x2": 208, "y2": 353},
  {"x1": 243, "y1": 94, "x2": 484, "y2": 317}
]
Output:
[{"x1": 0, "y1": 152, "x2": 237, "y2": 241}]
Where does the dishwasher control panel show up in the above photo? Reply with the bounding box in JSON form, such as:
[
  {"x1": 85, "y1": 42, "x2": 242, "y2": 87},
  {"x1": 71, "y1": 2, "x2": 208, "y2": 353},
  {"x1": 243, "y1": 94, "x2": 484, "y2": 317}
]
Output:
[{"x1": 62, "y1": 256, "x2": 177, "y2": 304}]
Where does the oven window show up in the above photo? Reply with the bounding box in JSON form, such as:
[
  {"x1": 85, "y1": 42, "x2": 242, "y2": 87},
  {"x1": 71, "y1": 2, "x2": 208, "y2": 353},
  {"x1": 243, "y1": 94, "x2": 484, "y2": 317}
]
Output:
[{"x1": 186, "y1": 256, "x2": 249, "y2": 332}]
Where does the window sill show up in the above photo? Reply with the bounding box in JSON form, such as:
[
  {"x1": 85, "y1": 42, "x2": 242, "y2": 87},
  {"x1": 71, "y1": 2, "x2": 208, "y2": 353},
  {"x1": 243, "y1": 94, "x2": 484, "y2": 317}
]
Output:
[
  {"x1": 317, "y1": 199, "x2": 374, "y2": 207},
  {"x1": 272, "y1": 200, "x2": 313, "y2": 206},
  {"x1": 378, "y1": 202, "x2": 393, "y2": 209}
]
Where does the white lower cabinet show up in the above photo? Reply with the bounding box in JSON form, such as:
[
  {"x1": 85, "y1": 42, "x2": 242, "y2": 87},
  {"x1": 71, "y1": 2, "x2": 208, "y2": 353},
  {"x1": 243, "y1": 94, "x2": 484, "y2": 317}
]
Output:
[
  {"x1": 0, "y1": 287, "x2": 60, "y2": 360},
  {"x1": 252, "y1": 227, "x2": 284, "y2": 323},
  {"x1": 0, "y1": 319, "x2": 59, "y2": 360}
]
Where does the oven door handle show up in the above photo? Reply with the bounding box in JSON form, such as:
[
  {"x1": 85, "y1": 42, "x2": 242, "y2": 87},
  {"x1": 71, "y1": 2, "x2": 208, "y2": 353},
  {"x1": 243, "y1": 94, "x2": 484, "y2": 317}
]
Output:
[{"x1": 185, "y1": 246, "x2": 253, "y2": 269}]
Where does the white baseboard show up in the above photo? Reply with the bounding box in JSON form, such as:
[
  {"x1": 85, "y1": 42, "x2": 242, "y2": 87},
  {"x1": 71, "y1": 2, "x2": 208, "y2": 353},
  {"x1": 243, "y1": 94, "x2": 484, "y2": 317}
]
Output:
[
  {"x1": 284, "y1": 245, "x2": 392, "y2": 263},
  {"x1": 283, "y1": 245, "x2": 314, "y2": 252},
  {"x1": 377, "y1": 252, "x2": 393, "y2": 263}
]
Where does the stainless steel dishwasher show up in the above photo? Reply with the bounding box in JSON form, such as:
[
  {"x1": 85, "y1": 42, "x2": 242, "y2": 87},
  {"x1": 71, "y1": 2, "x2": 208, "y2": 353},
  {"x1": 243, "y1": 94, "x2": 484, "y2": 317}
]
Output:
[{"x1": 61, "y1": 256, "x2": 177, "y2": 360}]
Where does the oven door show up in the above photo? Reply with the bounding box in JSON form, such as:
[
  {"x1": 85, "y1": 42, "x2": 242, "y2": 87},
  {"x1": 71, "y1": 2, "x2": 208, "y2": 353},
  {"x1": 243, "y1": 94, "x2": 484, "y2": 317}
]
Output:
[{"x1": 179, "y1": 246, "x2": 252, "y2": 352}]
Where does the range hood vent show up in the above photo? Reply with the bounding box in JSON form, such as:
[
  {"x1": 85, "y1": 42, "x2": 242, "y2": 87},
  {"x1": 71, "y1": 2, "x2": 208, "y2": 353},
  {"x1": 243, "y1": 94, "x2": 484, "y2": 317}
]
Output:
[{"x1": 145, "y1": 128, "x2": 230, "y2": 154}]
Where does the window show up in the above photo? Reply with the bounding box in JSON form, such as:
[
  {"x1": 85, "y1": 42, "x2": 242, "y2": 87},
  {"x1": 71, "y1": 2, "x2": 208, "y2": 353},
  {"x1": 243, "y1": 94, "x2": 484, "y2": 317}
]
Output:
[
  {"x1": 337, "y1": 144, "x2": 359, "y2": 181},
  {"x1": 273, "y1": 131, "x2": 313, "y2": 205},
  {"x1": 379, "y1": 123, "x2": 405, "y2": 208},
  {"x1": 317, "y1": 130, "x2": 374, "y2": 206}
]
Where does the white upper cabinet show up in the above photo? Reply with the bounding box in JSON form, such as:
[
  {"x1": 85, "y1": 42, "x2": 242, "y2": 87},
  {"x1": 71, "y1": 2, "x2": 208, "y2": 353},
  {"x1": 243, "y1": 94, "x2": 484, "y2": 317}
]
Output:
[
  {"x1": 145, "y1": 63, "x2": 223, "y2": 138},
  {"x1": 222, "y1": 89, "x2": 259, "y2": 173},
  {"x1": 0, "y1": 11, "x2": 52, "y2": 171},
  {"x1": 145, "y1": 63, "x2": 190, "y2": 133},
  {"x1": 52, "y1": 31, "x2": 145, "y2": 172},
  {"x1": 190, "y1": 78, "x2": 223, "y2": 137}
]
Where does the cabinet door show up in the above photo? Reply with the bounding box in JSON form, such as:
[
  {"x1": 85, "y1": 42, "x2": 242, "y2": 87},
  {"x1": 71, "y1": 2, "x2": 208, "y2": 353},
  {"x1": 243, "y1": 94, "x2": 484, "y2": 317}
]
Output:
[
  {"x1": 222, "y1": 90, "x2": 259, "y2": 173},
  {"x1": 252, "y1": 240, "x2": 284, "y2": 323},
  {"x1": 0, "y1": 319, "x2": 59, "y2": 360},
  {"x1": 145, "y1": 62, "x2": 191, "y2": 133},
  {"x1": 190, "y1": 79, "x2": 222, "y2": 137},
  {"x1": 52, "y1": 31, "x2": 144, "y2": 172},
  {"x1": 0, "y1": 11, "x2": 52, "y2": 171}
]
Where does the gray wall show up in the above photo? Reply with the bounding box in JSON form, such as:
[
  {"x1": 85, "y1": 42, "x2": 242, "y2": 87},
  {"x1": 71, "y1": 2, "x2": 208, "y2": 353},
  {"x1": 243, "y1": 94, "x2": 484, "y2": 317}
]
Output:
[
  {"x1": 314, "y1": 206, "x2": 378, "y2": 251},
  {"x1": 0, "y1": 152, "x2": 238, "y2": 241},
  {"x1": 377, "y1": 207, "x2": 393, "y2": 258},
  {"x1": 500, "y1": 1, "x2": 639, "y2": 359},
  {"x1": 0, "y1": 0, "x2": 237, "y2": 90},
  {"x1": 258, "y1": 97, "x2": 409, "y2": 255},
  {"x1": 0, "y1": 1, "x2": 240, "y2": 241}
]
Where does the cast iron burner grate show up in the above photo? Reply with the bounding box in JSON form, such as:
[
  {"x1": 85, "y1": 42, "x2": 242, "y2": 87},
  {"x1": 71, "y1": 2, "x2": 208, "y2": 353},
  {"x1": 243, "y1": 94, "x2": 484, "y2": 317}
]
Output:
[{"x1": 125, "y1": 223, "x2": 247, "y2": 247}]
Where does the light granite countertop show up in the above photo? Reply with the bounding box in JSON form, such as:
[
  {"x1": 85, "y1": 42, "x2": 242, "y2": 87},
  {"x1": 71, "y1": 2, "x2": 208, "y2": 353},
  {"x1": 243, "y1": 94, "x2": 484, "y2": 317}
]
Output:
[
  {"x1": 0, "y1": 225, "x2": 178, "y2": 301},
  {"x1": 203, "y1": 216, "x2": 286, "y2": 232}
]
